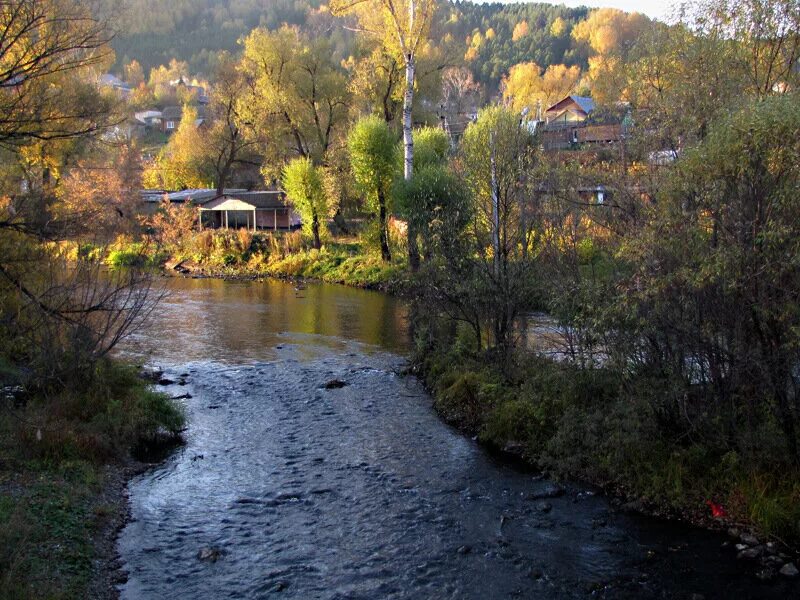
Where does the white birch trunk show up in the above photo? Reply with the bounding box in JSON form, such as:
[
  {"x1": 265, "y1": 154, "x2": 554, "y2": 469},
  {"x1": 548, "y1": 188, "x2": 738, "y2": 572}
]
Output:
[{"x1": 403, "y1": 53, "x2": 415, "y2": 181}]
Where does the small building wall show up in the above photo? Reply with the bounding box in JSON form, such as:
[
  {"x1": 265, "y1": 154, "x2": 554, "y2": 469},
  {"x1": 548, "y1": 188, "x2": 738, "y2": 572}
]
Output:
[{"x1": 255, "y1": 209, "x2": 290, "y2": 229}]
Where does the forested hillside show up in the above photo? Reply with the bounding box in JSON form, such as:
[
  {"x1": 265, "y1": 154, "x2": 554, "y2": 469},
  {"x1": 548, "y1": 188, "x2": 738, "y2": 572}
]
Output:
[
  {"x1": 110, "y1": 0, "x2": 601, "y2": 93},
  {"x1": 110, "y1": 0, "x2": 326, "y2": 73}
]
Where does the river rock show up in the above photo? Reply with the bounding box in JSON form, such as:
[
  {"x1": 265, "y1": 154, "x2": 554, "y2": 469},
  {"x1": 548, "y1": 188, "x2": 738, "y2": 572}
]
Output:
[
  {"x1": 763, "y1": 554, "x2": 784, "y2": 568},
  {"x1": 526, "y1": 484, "x2": 564, "y2": 500},
  {"x1": 139, "y1": 367, "x2": 164, "y2": 383},
  {"x1": 323, "y1": 379, "x2": 348, "y2": 389},
  {"x1": 197, "y1": 547, "x2": 223, "y2": 562},
  {"x1": 727, "y1": 527, "x2": 740, "y2": 540},
  {"x1": 737, "y1": 547, "x2": 763, "y2": 560},
  {"x1": 535, "y1": 501, "x2": 552, "y2": 513},
  {"x1": 158, "y1": 377, "x2": 175, "y2": 385},
  {"x1": 780, "y1": 562, "x2": 799, "y2": 577},
  {"x1": 756, "y1": 568, "x2": 776, "y2": 581},
  {"x1": 739, "y1": 533, "x2": 759, "y2": 546}
]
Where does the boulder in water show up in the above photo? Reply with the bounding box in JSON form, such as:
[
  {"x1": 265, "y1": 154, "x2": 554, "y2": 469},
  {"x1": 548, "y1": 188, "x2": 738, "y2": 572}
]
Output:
[
  {"x1": 323, "y1": 379, "x2": 348, "y2": 389},
  {"x1": 197, "y1": 547, "x2": 223, "y2": 562}
]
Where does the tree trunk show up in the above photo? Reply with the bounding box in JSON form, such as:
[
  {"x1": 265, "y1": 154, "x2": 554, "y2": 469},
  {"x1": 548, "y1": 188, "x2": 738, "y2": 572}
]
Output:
[
  {"x1": 403, "y1": 53, "x2": 420, "y2": 271},
  {"x1": 378, "y1": 188, "x2": 391, "y2": 262},
  {"x1": 403, "y1": 54, "x2": 415, "y2": 181},
  {"x1": 407, "y1": 221, "x2": 420, "y2": 271},
  {"x1": 312, "y1": 213, "x2": 321, "y2": 250}
]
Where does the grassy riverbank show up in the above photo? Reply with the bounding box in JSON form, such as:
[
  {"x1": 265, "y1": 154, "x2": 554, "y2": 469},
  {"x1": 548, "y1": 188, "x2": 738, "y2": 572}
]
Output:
[
  {"x1": 105, "y1": 231, "x2": 408, "y2": 292},
  {"x1": 0, "y1": 361, "x2": 184, "y2": 599},
  {"x1": 415, "y1": 337, "x2": 800, "y2": 548}
]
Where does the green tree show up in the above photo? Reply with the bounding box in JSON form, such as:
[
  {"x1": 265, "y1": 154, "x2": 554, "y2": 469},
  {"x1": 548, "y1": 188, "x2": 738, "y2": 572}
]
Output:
[
  {"x1": 617, "y1": 93, "x2": 800, "y2": 463},
  {"x1": 238, "y1": 26, "x2": 350, "y2": 177},
  {"x1": 282, "y1": 157, "x2": 328, "y2": 249},
  {"x1": 348, "y1": 115, "x2": 397, "y2": 262},
  {"x1": 458, "y1": 105, "x2": 539, "y2": 359}
]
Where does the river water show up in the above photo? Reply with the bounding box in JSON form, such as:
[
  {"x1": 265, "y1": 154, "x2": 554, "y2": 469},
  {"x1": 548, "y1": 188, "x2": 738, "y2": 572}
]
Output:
[{"x1": 117, "y1": 278, "x2": 795, "y2": 599}]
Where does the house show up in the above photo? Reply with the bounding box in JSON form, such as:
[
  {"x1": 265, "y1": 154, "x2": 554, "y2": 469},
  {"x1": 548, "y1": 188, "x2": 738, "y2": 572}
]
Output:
[
  {"x1": 161, "y1": 106, "x2": 183, "y2": 133},
  {"x1": 544, "y1": 95, "x2": 595, "y2": 125},
  {"x1": 98, "y1": 73, "x2": 132, "y2": 97},
  {"x1": 198, "y1": 191, "x2": 300, "y2": 231},
  {"x1": 139, "y1": 189, "x2": 299, "y2": 230},
  {"x1": 134, "y1": 110, "x2": 163, "y2": 128},
  {"x1": 159, "y1": 106, "x2": 206, "y2": 133}
]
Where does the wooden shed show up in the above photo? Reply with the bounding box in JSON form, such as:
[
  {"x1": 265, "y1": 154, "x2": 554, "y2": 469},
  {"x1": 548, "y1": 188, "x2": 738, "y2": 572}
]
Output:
[{"x1": 198, "y1": 191, "x2": 299, "y2": 231}]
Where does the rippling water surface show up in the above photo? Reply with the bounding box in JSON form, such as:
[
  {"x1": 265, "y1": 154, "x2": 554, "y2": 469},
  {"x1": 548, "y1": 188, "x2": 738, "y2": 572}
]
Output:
[{"x1": 117, "y1": 278, "x2": 795, "y2": 599}]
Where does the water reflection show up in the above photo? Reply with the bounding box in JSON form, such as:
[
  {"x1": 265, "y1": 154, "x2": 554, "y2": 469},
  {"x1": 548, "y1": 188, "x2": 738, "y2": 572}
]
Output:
[{"x1": 121, "y1": 277, "x2": 410, "y2": 365}]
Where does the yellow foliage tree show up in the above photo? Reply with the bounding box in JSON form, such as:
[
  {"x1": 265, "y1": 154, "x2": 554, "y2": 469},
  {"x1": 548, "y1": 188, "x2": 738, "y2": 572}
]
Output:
[
  {"x1": 572, "y1": 8, "x2": 650, "y2": 56},
  {"x1": 502, "y1": 62, "x2": 581, "y2": 115},
  {"x1": 143, "y1": 105, "x2": 208, "y2": 191},
  {"x1": 512, "y1": 20, "x2": 529, "y2": 42},
  {"x1": 550, "y1": 16, "x2": 567, "y2": 37}
]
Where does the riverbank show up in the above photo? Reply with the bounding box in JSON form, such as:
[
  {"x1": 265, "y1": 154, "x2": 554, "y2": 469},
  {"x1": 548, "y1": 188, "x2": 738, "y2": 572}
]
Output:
[
  {"x1": 413, "y1": 340, "x2": 800, "y2": 579},
  {"x1": 161, "y1": 246, "x2": 409, "y2": 294},
  {"x1": 100, "y1": 228, "x2": 408, "y2": 294},
  {"x1": 0, "y1": 362, "x2": 185, "y2": 599}
]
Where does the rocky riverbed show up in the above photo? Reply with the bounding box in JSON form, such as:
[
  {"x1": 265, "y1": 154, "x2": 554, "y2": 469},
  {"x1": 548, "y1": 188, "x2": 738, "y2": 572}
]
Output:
[{"x1": 115, "y1": 278, "x2": 799, "y2": 599}]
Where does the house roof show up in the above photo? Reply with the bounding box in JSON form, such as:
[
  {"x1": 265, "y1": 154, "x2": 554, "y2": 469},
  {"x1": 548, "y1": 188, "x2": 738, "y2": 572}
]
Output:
[
  {"x1": 201, "y1": 191, "x2": 288, "y2": 210},
  {"x1": 140, "y1": 188, "x2": 247, "y2": 204},
  {"x1": 162, "y1": 106, "x2": 183, "y2": 120},
  {"x1": 99, "y1": 73, "x2": 131, "y2": 91},
  {"x1": 545, "y1": 95, "x2": 595, "y2": 116},
  {"x1": 140, "y1": 189, "x2": 287, "y2": 209}
]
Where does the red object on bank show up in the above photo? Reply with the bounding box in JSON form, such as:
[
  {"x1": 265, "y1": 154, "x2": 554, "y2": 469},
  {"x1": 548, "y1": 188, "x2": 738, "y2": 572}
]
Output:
[{"x1": 705, "y1": 499, "x2": 727, "y2": 518}]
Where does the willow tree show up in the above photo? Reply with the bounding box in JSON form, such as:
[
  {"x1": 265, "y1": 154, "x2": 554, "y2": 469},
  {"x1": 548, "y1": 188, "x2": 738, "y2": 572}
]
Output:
[
  {"x1": 282, "y1": 157, "x2": 328, "y2": 249},
  {"x1": 237, "y1": 26, "x2": 350, "y2": 178},
  {"x1": 348, "y1": 115, "x2": 397, "y2": 262}
]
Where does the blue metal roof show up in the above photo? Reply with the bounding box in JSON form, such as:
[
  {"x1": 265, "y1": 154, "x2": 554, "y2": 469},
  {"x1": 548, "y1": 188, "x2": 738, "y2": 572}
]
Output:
[{"x1": 571, "y1": 96, "x2": 595, "y2": 114}]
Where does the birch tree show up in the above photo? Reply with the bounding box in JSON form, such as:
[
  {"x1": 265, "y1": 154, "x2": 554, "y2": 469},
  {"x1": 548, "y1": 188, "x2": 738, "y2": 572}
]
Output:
[
  {"x1": 332, "y1": 0, "x2": 437, "y2": 272},
  {"x1": 330, "y1": 0, "x2": 436, "y2": 181}
]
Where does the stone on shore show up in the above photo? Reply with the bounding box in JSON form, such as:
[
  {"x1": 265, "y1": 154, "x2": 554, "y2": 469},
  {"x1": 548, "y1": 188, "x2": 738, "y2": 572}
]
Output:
[{"x1": 780, "y1": 562, "x2": 799, "y2": 577}]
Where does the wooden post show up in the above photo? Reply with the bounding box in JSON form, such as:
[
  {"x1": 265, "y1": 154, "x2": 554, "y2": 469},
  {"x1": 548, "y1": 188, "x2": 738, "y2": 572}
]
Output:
[
  {"x1": 198, "y1": 209, "x2": 203, "y2": 231},
  {"x1": 274, "y1": 209, "x2": 277, "y2": 231},
  {"x1": 253, "y1": 209, "x2": 257, "y2": 232},
  {"x1": 224, "y1": 211, "x2": 228, "y2": 230}
]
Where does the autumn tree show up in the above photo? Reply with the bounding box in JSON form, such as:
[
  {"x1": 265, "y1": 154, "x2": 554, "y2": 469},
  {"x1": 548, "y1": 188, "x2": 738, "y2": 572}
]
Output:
[
  {"x1": 0, "y1": 0, "x2": 160, "y2": 386},
  {"x1": 123, "y1": 59, "x2": 146, "y2": 87},
  {"x1": 348, "y1": 115, "x2": 397, "y2": 261},
  {"x1": 458, "y1": 105, "x2": 540, "y2": 358},
  {"x1": 238, "y1": 27, "x2": 350, "y2": 178},
  {"x1": 204, "y1": 57, "x2": 260, "y2": 194},
  {"x1": 441, "y1": 65, "x2": 481, "y2": 117},
  {"x1": 330, "y1": 0, "x2": 438, "y2": 181},
  {"x1": 0, "y1": 0, "x2": 116, "y2": 148},
  {"x1": 615, "y1": 93, "x2": 800, "y2": 462},
  {"x1": 282, "y1": 157, "x2": 329, "y2": 249},
  {"x1": 511, "y1": 20, "x2": 529, "y2": 42},
  {"x1": 393, "y1": 126, "x2": 467, "y2": 261},
  {"x1": 143, "y1": 105, "x2": 209, "y2": 190},
  {"x1": 502, "y1": 62, "x2": 581, "y2": 116},
  {"x1": 571, "y1": 8, "x2": 651, "y2": 102}
]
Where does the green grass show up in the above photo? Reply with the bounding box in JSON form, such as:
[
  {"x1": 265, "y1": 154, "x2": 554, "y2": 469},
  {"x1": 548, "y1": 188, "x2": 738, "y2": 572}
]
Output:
[{"x1": 0, "y1": 360, "x2": 185, "y2": 598}]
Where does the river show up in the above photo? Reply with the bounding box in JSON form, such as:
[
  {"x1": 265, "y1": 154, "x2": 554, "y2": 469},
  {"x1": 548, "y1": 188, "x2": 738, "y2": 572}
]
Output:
[{"x1": 116, "y1": 277, "x2": 795, "y2": 599}]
